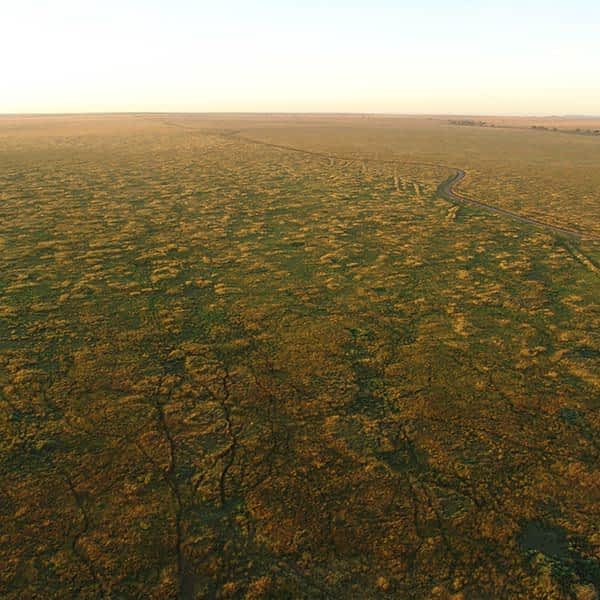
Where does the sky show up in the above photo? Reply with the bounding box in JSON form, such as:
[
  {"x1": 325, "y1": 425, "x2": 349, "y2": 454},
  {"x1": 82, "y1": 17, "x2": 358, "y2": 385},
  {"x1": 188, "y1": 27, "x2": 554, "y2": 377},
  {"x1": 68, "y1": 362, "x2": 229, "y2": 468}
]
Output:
[{"x1": 2, "y1": 0, "x2": 599, "y2": 115}]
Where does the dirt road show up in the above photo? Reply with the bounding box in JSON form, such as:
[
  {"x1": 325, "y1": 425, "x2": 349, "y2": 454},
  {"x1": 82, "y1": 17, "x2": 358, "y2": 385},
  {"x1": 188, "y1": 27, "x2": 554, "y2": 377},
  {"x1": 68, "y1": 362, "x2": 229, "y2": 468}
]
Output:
[
  {"x1": 229, "y1": 132, "x2": 598, "y2": 241},
  {"x1": 436, "y1": 169, "x2": 597, "y2": 240},
  {"x1": 158, "y1": 119, "x2": 598, "y2": 241}
]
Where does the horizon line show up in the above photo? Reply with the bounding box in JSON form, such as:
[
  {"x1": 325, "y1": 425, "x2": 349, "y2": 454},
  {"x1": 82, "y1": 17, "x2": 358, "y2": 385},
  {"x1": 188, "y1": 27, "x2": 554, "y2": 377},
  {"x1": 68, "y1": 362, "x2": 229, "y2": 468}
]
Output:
[{"x1": 2, "y1": 111, "x2": 600, "y2": 119}]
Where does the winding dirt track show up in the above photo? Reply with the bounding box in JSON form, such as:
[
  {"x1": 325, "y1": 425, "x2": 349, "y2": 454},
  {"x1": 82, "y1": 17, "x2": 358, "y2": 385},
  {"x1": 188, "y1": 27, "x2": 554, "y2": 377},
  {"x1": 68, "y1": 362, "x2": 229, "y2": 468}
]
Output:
[
  {"x1": 227, "y1": 132, "x2": 599, "y2": 242},
  {"x1": 159, "y1": 119, "x2": 599, "y2": 241},
  {"x1": 436, "y1": 170, "x2": 598, "y2": 240}
]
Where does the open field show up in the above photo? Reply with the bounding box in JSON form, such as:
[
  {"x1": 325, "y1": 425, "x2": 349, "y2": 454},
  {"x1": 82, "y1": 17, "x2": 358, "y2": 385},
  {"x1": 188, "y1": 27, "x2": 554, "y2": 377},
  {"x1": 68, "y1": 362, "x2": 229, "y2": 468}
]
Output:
[{"x1": 1, "y1": 115, "x2": 599, "y2": 599}]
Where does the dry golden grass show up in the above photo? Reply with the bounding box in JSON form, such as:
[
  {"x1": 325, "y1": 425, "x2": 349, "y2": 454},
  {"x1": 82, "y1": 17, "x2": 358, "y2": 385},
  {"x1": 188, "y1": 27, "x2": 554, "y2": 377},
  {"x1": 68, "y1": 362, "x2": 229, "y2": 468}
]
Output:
[{"x1": 0, "y1": 115, "x2": 598, "y2": 599}]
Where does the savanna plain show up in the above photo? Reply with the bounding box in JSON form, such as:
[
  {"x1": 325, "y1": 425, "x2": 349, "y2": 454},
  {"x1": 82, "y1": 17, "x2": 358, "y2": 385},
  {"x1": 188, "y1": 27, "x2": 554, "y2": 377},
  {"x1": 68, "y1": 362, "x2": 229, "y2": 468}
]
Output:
[{"x1": 1, "y1": 114, "x2": 599, "y2": 599}]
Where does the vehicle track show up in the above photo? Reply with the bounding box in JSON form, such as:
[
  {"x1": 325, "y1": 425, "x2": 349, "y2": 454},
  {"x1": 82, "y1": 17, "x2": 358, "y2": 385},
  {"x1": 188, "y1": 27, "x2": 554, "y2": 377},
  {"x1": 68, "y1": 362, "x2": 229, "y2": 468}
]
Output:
[
  {"x1": 155, "y1": 118, "x2": 599, "y2": 242},
  {"x1": 230, "y1": 132, "x2": 599, "y2": 242},
  {"x1": 436, "y1": 170, "x2": 598, "y2": 240}
]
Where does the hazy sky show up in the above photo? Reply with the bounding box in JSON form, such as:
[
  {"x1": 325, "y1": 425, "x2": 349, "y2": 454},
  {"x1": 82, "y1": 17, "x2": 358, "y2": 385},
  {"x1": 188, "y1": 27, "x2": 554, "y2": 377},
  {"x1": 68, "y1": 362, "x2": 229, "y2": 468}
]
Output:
[{"x1": 2, "y1": 0, "x2": 599, "y2": 115}]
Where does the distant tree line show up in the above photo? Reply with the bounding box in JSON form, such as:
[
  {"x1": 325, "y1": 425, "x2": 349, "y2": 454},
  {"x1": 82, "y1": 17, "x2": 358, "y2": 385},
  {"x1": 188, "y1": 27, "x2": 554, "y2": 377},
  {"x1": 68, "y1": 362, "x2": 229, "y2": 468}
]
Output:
[
  {"x1": 531, "y1": 125, "x2": 600, "y2": 135},
  {"x1": 449, "y1": 119, "x2": 491, "y2": 127}
]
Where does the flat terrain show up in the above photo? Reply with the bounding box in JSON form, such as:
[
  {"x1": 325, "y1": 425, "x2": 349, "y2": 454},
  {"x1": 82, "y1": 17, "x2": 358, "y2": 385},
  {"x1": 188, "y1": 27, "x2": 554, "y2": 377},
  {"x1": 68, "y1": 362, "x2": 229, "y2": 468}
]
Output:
[{"x1": 1, "y1": 115, "x2": 599, "y2": 599}]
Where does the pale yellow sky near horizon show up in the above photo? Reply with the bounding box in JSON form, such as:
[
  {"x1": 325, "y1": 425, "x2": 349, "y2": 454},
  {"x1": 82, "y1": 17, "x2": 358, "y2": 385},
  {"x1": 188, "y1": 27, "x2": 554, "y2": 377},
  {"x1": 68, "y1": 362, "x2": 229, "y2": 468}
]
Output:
[{"x1": 2, "y1": 1, "x2": 599, "y2": 116}]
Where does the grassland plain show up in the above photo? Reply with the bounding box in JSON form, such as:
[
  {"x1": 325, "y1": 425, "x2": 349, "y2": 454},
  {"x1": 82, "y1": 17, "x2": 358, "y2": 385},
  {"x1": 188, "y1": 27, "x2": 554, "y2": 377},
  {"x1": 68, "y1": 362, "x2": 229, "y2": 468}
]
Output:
[{"x1": 0, "y1": 115, "x2": 599, "y2": 599}]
